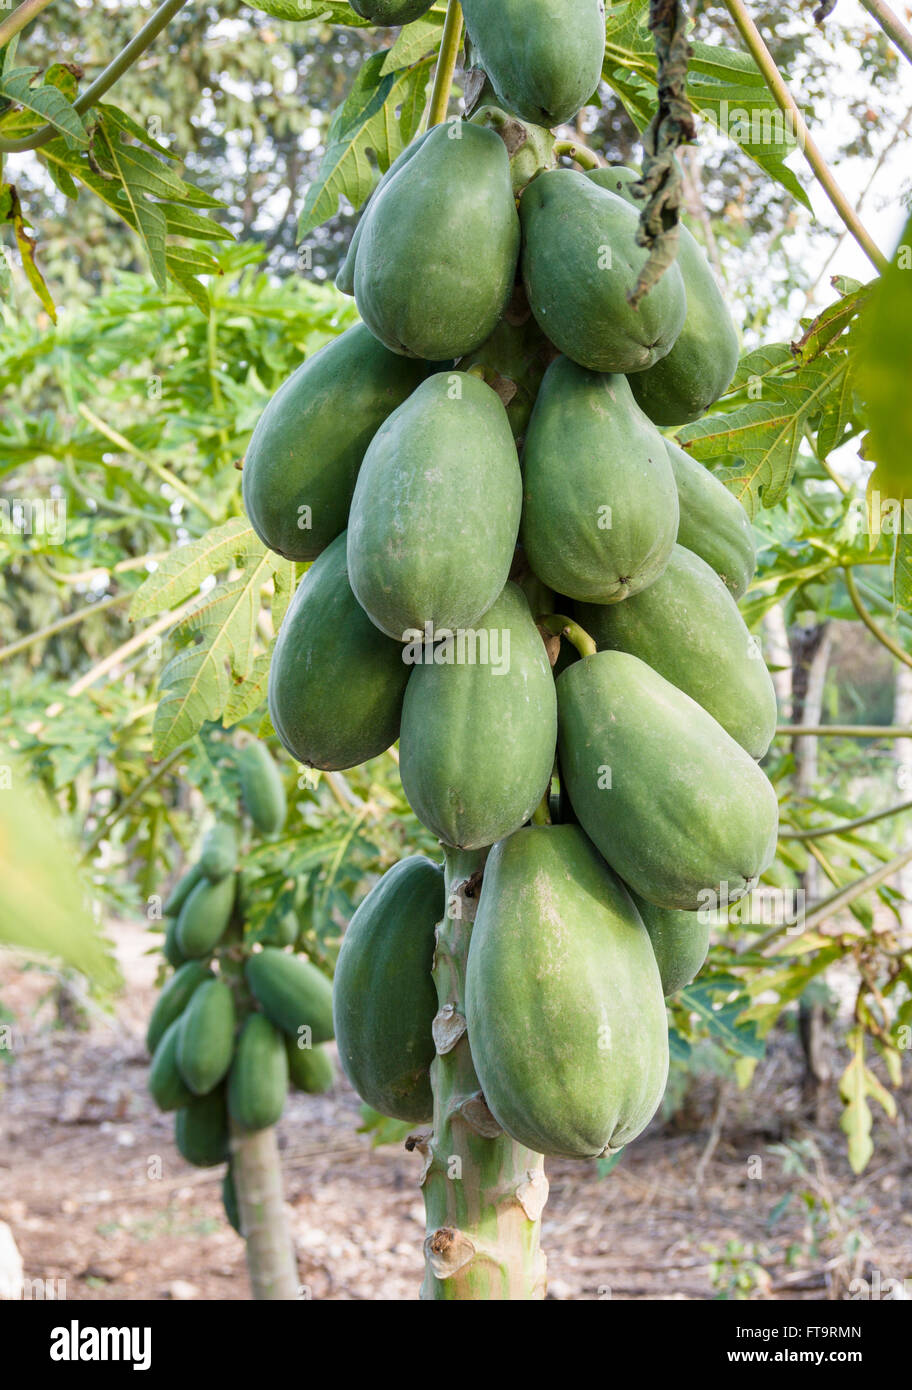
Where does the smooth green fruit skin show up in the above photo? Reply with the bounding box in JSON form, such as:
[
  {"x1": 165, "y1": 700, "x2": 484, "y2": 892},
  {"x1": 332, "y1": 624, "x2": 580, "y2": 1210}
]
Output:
[
  {"x1": 576, "y1": 544, "x2": 778, "y2": 758},
  {"x1": 238, "y1": 742, "x2": 287, "y2": 835},
  {"x1": 176, "y1": 978, "x2": 237, "y2": 1096},
  {"x1": 521, "y1": 171, "x2": 687, "y2": 374},
  {"x1": 245, "y1": 947, "x2": 334, "y2": 1045},
  {"x1": 461, "y1": 0, "x2": 606, "y2": 127},
  {"x1": 332, "y1": 856, "x2": 443, "y2": 1122},
  {"x1": 465, "y1": 825, "x2": 669, "y2": 1158},
  {"x1": 149, "y1": 1019, "x2": 195, "y2": 1112},
  {"x1": 268, "y1": 532, "x2": 410, "y2": 771},
  {"x1": 163, "y1": 917, "x2": 188, "y2": 969},
  {"x1": 336, "y1": 131, "x2": 432, "y2": 296},
  {"x1": 146, "y1": 960, "x2": 212, "y2": 1054},
  {"x1": 222, "y1": 1163, "x2": 242, "y2": 1235},
  {"x1": 665, "y1": 439, "x2": 756, "y2": 601},
  {"x1": 355, "y1": 122, "x2": 520, "y2": 360},
  {"x1": 591, "y1": 168, "x2": 740, "y2": 424},
  {"x1": 176, "y1": 873, "x2": 236, "y2": 959},
  {"x1": 630, "y1": 890, "x2": 711, "y2": 997},
  {"x1": 175, "y1": 1087, "x2": 230, "y2": 1168},
  {"x1": 458, "y1": 308, "x2": 556, "y2": 439},
  {"x1": 558, "y1": 651, "x2": 779, "y2": 910},
  {"x1": 399, "y1": 583, "x2": 558, "y2": 850},
  {"x1": 242, "y1": 324, "x2": 428, "y2": 562},
  {"x1": 520, "y1": 357, "x2": 679, "y2": 603},
  {"x1": 163, "y1": 861, "x2": 203, "y2": 917},
  {"x1": 228, "y1": 1014, "x2": 289, "y2": 1133},
  {"x1": 350, "y1": 0, "x2": 433, "y2": 22},
  {"x1": 199, "y1": 823, "x2": 238, "y2": 881},
  {"x1": 285, "y1": 1039, "x2": 335, "y2": 1094},
  {"x1": 347, "y1": 373, "x2": 521, "y2": 639}
]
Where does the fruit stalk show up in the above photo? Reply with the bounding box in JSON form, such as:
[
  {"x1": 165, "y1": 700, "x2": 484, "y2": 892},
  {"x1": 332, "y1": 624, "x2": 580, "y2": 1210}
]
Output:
[
  {"x1": 417, "y1": 846, "x2": 549, "y2": 1300},
  {"x1": 230, "y1": 1122, "x2": 299, "y2": 1300}
]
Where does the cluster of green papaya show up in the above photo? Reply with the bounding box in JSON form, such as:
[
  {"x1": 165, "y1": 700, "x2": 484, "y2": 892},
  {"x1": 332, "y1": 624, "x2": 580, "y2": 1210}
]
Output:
[
  {"x1": 147, "y1": 741, "x2": 334, "y2": 1232},
  {"x1": 243, "y1": 8, "x2": 779, "y2": 1160}
]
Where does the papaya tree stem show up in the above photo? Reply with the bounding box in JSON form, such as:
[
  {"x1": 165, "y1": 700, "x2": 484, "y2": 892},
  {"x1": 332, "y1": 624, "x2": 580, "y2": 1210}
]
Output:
[
  {"x1": 0, "y1": 0, "x2": 56, "y2": 48},
  {"x1": 552, "y1": 139, "x2": 602, "y2": 170},
  {"x1": 843, "y1": 565, "x2": 912, "y2": 672},
  {"x1": 539, "y1": 613, "x2": 597, "y2": 659},
  {"x1": 427, "y1": 0, "x2": 463, "y2": 129},
  {"x1": 857, "y1": 0, "x2": 912, "y2": 67},
  {"x1": 416, "y1": 846, "x2": 549, "y2": 1299},
  {"x1": 229, "y1": 1122, "x2": 299, "y2": 1300}
]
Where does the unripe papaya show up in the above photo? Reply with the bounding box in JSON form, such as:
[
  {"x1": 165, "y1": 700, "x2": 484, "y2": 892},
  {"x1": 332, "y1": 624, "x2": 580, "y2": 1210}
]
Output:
[
  {"x1": 163, "y1": 917, "x2": 188, "y2": 969},
  {"x1": 222, "y1": 1163, "x2": 242, "y2": 1235},
  {"x1": 521, "y1": 171, "x2": 687, "y2": 374},
  {"x1": 245, "y1": 947, "x2": 334, "y2": 1045},
  {"x1": 347, "y1": 373, "x2": 521, "y2": 639},
  {"x1": 354, "y1": 122, "x2": 520, "y2": 360},
  {"x1": 520, "y1": 357, "x2": 679, "y2": 603},
  {"x1": 148, "y1": 1019, "x2": 195, "y2": 1112},
  {"x1": 349, "y1": 0, "x2": 433, "y2": 21},
  {"x1": 163, "y1": 861, "x2": 203, "y2": 917},
  {"x1": 458, "y1": 304, "x2": 556, "y2": 439},
  {"x1": 146, "y1": 960, "x2": 212, "y2": 1054},
  {"x1": 399, "y1": 583, "x2": 557, "y2": 850},
  {"x1": 336, "y1": 132, "x2": 432, "y2": 296},
  {"x1": 175, "y1": 1087, "x2": 230, "y2": 1168},
  {"x1": 176, "y1": 873, "x2": 236, "y2": 959},
  {"x1": 237, "y1": 741, "x2": 287, "y2": 835},
  {"x1": 576, "y1": 545, "x2": 778, "y2": 758},
  {"x1": 285, "y1": 1039, "x2": 335, "y2": 1095},
  {"x1": 268, "y1": 532, "x2": 410, "y2": 770},
  {"x1": 333, "y1": 856, "x2": 443, "y2": 1122},
  {"x1": 589, "y1": 167, "x2": 741, "y2": 424},
  {"x1": 176, "y1": 978, "x2": 237, "y2": 1096},
  {"x1": 461, "y1": 0, "x2": 606, "y2": 128},
  {"x1": 242, "y1": 325, "x2": 428, "y2": 561},
  {"x1": 198, "y1": 823, "x2": 238, "y2": 882},
  {"x1": 228, "y1": 1014, "x2": 288, "y2": 1133},
  {"x1": 465, "y1": 825, "x2": 669, "y2": 1158},
  {"x1": 665, "y1": 439, "x2": 756, "y2": 601},
  {"x1": 557, "y1": 651, "x2": 779, "y2": 910},
  {"x1": 629, "y1": 890, "x2": 711, "y2": 997}
]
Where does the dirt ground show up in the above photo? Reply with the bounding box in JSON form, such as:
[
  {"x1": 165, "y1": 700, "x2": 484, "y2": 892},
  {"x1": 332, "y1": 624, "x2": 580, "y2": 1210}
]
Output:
[{"x1": 1, "y1": 921, "x2": 910, "y2": 1302}]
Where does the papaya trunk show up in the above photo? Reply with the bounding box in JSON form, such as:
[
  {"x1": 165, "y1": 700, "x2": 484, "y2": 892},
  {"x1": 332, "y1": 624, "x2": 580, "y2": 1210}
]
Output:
[
  {"x1": 230, "y1": 1123, "x2": 298, "y2": 1300},
  {"x1": 417, "y1": 846, "x2": 549, "y2": 1300}
]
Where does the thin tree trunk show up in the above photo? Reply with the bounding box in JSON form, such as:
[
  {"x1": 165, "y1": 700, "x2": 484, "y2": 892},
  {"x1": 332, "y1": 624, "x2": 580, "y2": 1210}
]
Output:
[
  {"x1": 764, "y1": 604, "x2": 792, "y2": 719},
  {"x1": 416, "y1": 847, "x2": 548, "y2": 1300},
  {"x1": 230, "y1": 1124, "x2": 299, "y2": 1300}
]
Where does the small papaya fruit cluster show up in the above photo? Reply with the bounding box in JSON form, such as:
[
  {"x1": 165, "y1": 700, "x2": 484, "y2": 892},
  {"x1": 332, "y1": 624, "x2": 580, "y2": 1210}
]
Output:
[
  {"x1": 146, "y1": 740, "x2": 334, "y2": 1233},
  {"x1": 243, "y1": 11, "x2": 779, "y2": 1161}
]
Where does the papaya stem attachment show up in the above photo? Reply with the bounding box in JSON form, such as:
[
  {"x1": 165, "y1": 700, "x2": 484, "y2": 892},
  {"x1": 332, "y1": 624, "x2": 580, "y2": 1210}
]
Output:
[
  {"x1": 427, "y1": 0, "x2": 463, "y2": 129},
  {"x1": 539, "y1": 613, "x2": 597, "y2": 660},
  {"x1": 531, "y1": 791, "x2": 552, "y2": 827},
  {"x1": 552, "y1": 140, "x2": 602, "y2": 171}
]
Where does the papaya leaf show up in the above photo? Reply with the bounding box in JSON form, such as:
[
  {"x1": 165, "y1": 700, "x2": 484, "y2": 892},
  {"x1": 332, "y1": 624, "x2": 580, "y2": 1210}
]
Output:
[
  {"x1": 130, "y1": 518, "x2": 263, "y2": 619},
  {"x1": 0, "y1": 63, "x2": 88, "y2": 144},
  {"x1": 380, "y1": 12, "x2": 445, "y2": 73},
  {"x1": 838, "y1": 1030, "x2": 875, "y2": 1173},
  {"x1": 0, "y1": 182, "x2": 56, "y2": 321},
  {"x1": 297, "y1": 50, "x2": 432, "y2": 234},
  {"x1": 243, "y1": 0, "x2": 370, "y2": 23},
  {"x1": 678, "y1": 978, "x2": 765, "y2": 1058}
]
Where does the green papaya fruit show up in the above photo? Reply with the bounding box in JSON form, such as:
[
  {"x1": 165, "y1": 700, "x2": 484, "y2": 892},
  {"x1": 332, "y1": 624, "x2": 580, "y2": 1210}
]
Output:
[
  {"x1": 146, "y1": 960, "x2": 212, "y2": 1054},
  {"x1": 285, "y1": 1039, "x2": 335, "y2": 1094},
  {"x1": 176, "y1": 873, "x2": 236, "y2": 959},
  {"x1": 198, "y1": 823, "x2": 238, "y2": 881},
  {"x1": 227, "y1": 1014, "x2": 289, "y2": 1133},
  {"x1": 242, "y1": 324, "x2": 428, "y2": 562},
  {"x1": 354, "y1": 122, "x2": 520, "y2": 360},
  {"x1": 349, "y1": 0, "x2": 433, "y2": 22},
  {"x1": 237, "y1": 741, "x2": 287, "y2": 835},
  {"x1": 465, "y1": 825, "x2": 669, "y2": 1158},
  {"x1": 399, "y1": 583, "x2": 557, "y2": 849},
  {"x1": 665, "y1": 439, "x2": 756, "y2": 601},
  {"x1": 347, "y1": 373, "x2": 521, "y2": 639},
  {"x1": 176, "y1": 978, "x2": 237, "y2": 1096},
  {"x1": 520, "y1": 357, "x2": 679, "y2": 603},
  {"x1": 468, "y1": 105, "x2": 556, "y2": 196},
  {"x1": 458, "y1": 303, "x2": 557, "y2": 439},
  {"x1": 268, "y1": 532, "x2": 410, "y2": 770},
  {"x1": 175, "y1": 1087, "x2": 230, "y2": 1168},
  {"x1": 222, "y1": 1163, "x2": 243, "y2": 1235},
  {"x1": 629, "y1": 890, "x2": 711, "y2": 997},
  {"x1": 576, "y1": 545, "x2": 778, "y2": 758},
  {"x1": 461, "y1": 0, "x2": 606, "y2": 127},
  {"x1": 163, "y1": 861, "x2": 203, "y2": 917},
  {"x1": 520, "y1": 171, "x2": 687, "y2": 374},
  {"x1": 590, "y1": 167, "x2": 740, "y2": 424},
  {"x1": 271, "y1": 909, "x2": 300, "y2": 948},
  {"x1": 335, "y1": 132, "x2": 432, "y2": 296},
  {"x1": 333, "y1": 856, "x2": 443, "y2": 1122},
  {"x1": 557, "y1": 651, "x2": 779, "y2": 910},
  {"x1": 163, "y1": 917, "x2": 188, "y2": 969},
  {"x1": 245, "y1": 947, "x2": 334, "y2": 1045},
  {"x1": 148, "y1": 1019, "x2": 195, "y2": 1112}
]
